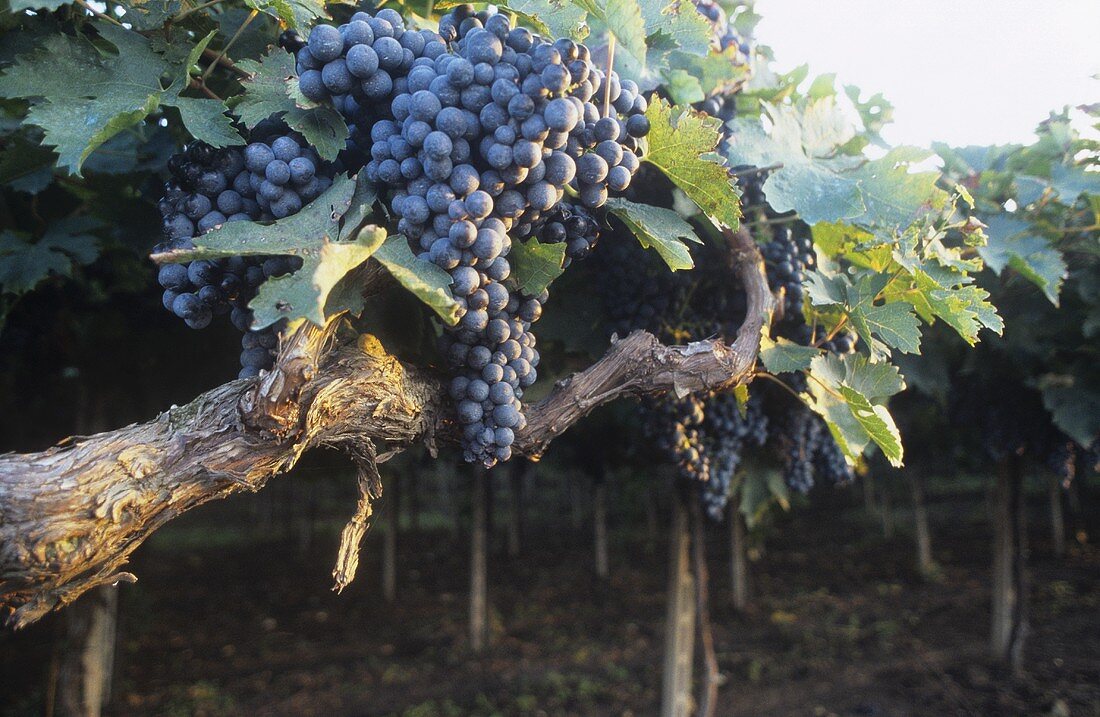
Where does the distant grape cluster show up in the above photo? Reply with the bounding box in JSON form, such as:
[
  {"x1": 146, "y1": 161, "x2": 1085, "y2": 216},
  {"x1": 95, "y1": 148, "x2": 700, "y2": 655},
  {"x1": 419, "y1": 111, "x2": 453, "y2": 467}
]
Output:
[
  {"x1": 154, "y1": 129, "x2": 326, "y2": 376},
  {"x1": 701, "y1": 392, "x2": 768, "y2": 519}
]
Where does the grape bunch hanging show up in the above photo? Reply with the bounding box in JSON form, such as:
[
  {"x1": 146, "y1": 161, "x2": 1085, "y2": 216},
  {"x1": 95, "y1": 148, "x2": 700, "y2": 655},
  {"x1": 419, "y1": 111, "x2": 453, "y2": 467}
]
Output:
[{"x1": 154, "y1": 5, "x2": 651, "y2": 466}]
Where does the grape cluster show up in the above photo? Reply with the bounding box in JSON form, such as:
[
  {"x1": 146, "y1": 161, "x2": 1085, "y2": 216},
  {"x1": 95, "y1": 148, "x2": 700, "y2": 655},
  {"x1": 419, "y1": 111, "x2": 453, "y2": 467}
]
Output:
[
  {"x1": 292, "y1": 6, "x2": 649, "y2": 465},
  {"x1": 701, "y1": 392, "x2": 769, "y2": 518},
  {"x1": 522, "y1": 200, "x2": 602, "y2": 265},
  {"x1": 155, "y1": 133, "x2": 322, "y2": 377},
  {"x1": 691, "y1": 0, "x2": 753, "y2": 59},
  {"x1": 1044, "y1": 439, "x2": 1076, "y2": 486},
  {"x1": 778, "y1": 409, "x2": 852, "y2": 493},
  {"x1": 644, "y1": 394, "x2": 711, "y2": 483},
  {"x1": 243, "y1": 133, "x2": 333, "y2": 218},
  {"x1": 762, "y1": 221, "x2": 857, "y2": 353}
]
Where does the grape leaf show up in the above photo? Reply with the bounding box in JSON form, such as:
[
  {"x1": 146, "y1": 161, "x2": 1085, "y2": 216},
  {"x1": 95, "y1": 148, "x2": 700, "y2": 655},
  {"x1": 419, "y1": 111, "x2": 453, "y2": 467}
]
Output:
[
  {"x1": 231, "y1": 49, "x2": 299, "y2": 129},
  {"x1": 758, "y1": 334, "x2": 820, "y2": 373},
  {"x1": 605, "y1": 197, "x2": 699, "y2": 271},
  {"x1": 804, "y1": 353, "x2": 905, "y2": 466},
  {"x1": 848, "y1": 299, "x2": 922, "y2": 355},
  {"x1": 0, "y1": 218, "x2": 101, "y2": 295},
  {"x1": 372, "y1": 236, "x2": 462, "y2": 326},
  {"x1": 116, "y1": 0, "x2": 182, "y2": 30},
  {"x1": 665, "y1": 47, "x2": 750, "y2": 101},
  {"x1": 250, "y1": 224, "x2": 387, "y2": 328},
  {"x1": 844, "y1": 147, "x2": 947, "y2": 230},
  {"x1": 1050, "y1": 163, "x2": 1100, "y2": 202},
  {"x1": 725, "y1": 99, "x2": 862, "y2": 224},
  {"x1": 231, "y1": 48, "x2": 348, "y2": 161},
  {"x1": 286, "y1": 105, "x2": 349, "y2": 163},
  {"x1": 0, "y1": 131, "x2": 56, "y2": 192},
  {"x1": 642, "y1": 97, "x2": 741, "y2": 230},
  {"x1": 980, "y1": 215, "x2": 1067, "y2": 305},
  {"x1": 1039, "y1": 381, "x2": 1100, "y2": 449},
  {"x1": 662, "y1": 69, "x2": 705, "y2": 105},
  {"x1": 587, "y1": 0, "x2": 648, "y2": 77},
  {"x1": 640, "y1": 0, "x2": 710, "y2": 58},
  {"x1": 244, "y1": 0, "x2": 326, "y2": 31},
  {"x1": 490, "y1": 0, "x2": 589, "y2": 39},
  {"x1": 155, "y1": 174, "x2": 358, "y2": 262},
  {"x1": 169, "y1": 97, "x2": 242, "y2": 148},
  {"x1": 0, "y1": 23, "x2": 172, "y2": 175},
  {"x1": 509, "y1": 239, "x2": 566, "y2": 296},
  {"x1": 9, "y1": 0, "x2": 73, "y2": 9}
]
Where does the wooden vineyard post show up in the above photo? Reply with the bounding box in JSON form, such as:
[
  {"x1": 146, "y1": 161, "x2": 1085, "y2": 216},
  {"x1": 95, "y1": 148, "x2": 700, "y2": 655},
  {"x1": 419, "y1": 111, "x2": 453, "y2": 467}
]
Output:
[
  {"x1": 730, "y1": 497, "x2": 749, "y2": 610},
  {"x1": 909, "y1": 473, "x2": 936, "y2": 577},
  {"x1": 55, "y1": 585, "x2": 118, "y2": 717},
  {"x1": 1048, "y1": 473, "x2": 1066, "y2": 558},
  {"x1": 469, "y1": 468, "x2": 489, "y2": 653},
  {"x1": 594, "y1": 467, "x2": 609, "y2": 580},
  {"x1": 660, "y1": 489, "x2": 695, "y2": 717},
  {"x1": 990, "y1": 454, "x2": 1028, "y2": 674},
  {"x1": 507, "y1": 461, "x2": 525, "y2": 559},
  {"x1": 382, "y1": 476, "x2": 399, "y2": 603}
]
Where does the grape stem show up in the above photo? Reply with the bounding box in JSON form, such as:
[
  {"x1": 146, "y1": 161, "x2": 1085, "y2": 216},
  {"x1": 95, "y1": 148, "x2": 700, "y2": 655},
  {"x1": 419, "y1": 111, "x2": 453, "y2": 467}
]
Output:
[
  {"x1": 602, "y1": 33, "x2": 616, "y2": 118},
  {"x1": 200, "y1": 8, "x2": 258, "y2": 83},
  {"x1": 730, "y1": 163, "x2": 783, "y2": 178},
  {"x1": 189, "y1": 78, "x2": 221, "y2": 100},
  {"x1": 174, "y1": 0, "x2": 230, "y2": 22},
  {"x1": 73, "y1": 0, "x2": 123, "y2": 26},
  {"x1": 202, "y1": 48, "x2": 251, "y2": 79}
]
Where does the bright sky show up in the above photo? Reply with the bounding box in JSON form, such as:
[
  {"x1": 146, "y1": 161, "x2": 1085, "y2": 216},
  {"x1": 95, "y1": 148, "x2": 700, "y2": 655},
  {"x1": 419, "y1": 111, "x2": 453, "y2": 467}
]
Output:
[{"x1": 754, "y1": 0, "x2": 1100, "y2": 148}]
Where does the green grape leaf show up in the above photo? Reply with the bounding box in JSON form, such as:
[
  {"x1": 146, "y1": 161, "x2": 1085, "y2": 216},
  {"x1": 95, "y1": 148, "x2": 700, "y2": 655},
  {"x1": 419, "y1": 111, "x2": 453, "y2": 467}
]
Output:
[
  {"x1": 0, "y1": 131, "x2": 56, "y2": 192},
  {"x1": 492, "y1": 0, "x2": 590, "y2": 39},
  {"x1": 666, "y1": 47, "x2": 751, "y2": 100},
  {"x1": 250, "y1": 224, "x2": 387, "y2": 328},
  {"x1": 372, "y1": 236, "x2": 463, "y2": 326},
  {"x1": 727, "y1": 99, "x2": 945, "y2": 229},
  {"x1": 738, "y1": 459, "x2": 789, "y2": 527},
  {"x1": 804, "y1": 353, "x2": 905, "y2": 466},
  {"x1": 980, "y1": 215, "x2": 1067, "y2": 305},
  {"x1": 848, "y1": 298, "x2": 922, "y2": 355},
  {"x1": 154, "y1": 174, "x2": 358, "y2": 262},
  {"x1": 924, "y1": 285, "x2": 1003, "y2": 345},
  {"x1": 844, "y1": 147, "x2": 947, "y2": 229},
  {"x1": 231, "y1": 49, "x2": 299, "y2": 129},
  {"x1": 244, "y1": 0, "x2": 326, "y2": 31},
  {"x1": 1039, "y1": 380, "x2": 1100, "y2": 449},
  {"x1": 758, "y1": 334, "x2": 820, "y2": 373},
  {"x1": 285, "y1": 105, "x2": 349, "y2": 163},
  {"x1": 640, "y1": 0, "x2": 710, "y2": 57},
  {"x1": 165, "y1": 97, "x2": 243, "y2": 148},
  {"x1": 1050, "y1": 163, "x2": 1100, "y2": 202},
  {"x1": 0, "y1": 23, "x2": 172, "y2": 175},
  {"x1": 605, "y1": 197, "x2": 699, "y2": 271},
  {"x1": 0, "y1": 218, "x2": 101, "y2": 295},
  {"x1": 231, "y1": 48, "x2": 349, "y2": 161},
  {"x1": 9, "y1": 0, "x2": 73, "y2": 9},
  {"x1": 837, "y1": 385, "x2": 903, "y2": 465},
  {"x1": 510, "y1": 239, "x2": 567, "y2": 296},
  {"x1": 587, "y1": 0, "x2": 648, "y2": 78},
  {"x1": 642, "y1": 97, "x2": 741, "y2": 230},
  {"x1": 116, "y1": 0, "x2": 182, "y2": 30},
  {"x1": 662, "y1": 69, "x2": 705, "y2": 105},
  {"x1": 725, "y1": 98, "x2": 862, "y2": 225}
]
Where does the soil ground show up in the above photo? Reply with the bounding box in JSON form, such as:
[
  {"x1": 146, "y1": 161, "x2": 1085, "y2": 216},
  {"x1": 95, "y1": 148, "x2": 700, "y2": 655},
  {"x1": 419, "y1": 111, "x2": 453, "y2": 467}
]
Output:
[{"x1": 1, "y1": 477, "x2": 1097, "y2": 717}]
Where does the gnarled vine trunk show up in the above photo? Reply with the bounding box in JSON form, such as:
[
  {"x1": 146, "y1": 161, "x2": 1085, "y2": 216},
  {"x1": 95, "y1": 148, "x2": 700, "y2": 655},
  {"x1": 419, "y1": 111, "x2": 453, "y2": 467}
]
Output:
[{"x1": 0, "y1": 229, "x2": 771, "y2": 630}]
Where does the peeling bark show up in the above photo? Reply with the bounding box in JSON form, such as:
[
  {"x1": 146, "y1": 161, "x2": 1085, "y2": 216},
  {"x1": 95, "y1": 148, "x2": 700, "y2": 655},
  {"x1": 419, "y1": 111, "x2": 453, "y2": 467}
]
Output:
[{"x1": 0, "y1": 230, "x2": 770, "y2": 629}]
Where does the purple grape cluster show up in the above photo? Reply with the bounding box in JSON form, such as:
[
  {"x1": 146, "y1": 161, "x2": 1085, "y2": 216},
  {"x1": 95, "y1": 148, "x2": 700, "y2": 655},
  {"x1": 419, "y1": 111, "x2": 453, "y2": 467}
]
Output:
[
  {"x1": 155, "y1": 134, "x2": 319, "y2": 377},
  {"x1": 523, "y1": 200, "x2": 602, "y2": 265},
  {"x1": 292, "y1": 6, "x2": 649, "y2": 465}
]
